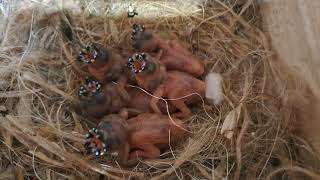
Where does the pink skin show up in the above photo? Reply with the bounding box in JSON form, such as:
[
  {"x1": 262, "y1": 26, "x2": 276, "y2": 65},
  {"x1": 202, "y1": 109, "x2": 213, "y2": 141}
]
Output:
[
  {"x1": 87, "y1": 113, "x2": 186, "y2": 167},
  {"x1": 129, "y1": 53, "x2": 205, "y2": 118},
  {"x1": 131, "y1": 25, "x2": 204, "y2": 77},
  {"x1": 127, "y1": 87, "x2": 177, "y2": 114},
  {"x1": 77, "y1": 81, "x2": 176, "y2": 121},
  {"x1": 150, "y1": 71, "x2": 205, "y2": 118}
]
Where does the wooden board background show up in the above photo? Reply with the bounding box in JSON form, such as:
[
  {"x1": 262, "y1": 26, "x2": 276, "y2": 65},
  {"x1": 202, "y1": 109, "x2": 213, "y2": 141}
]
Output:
[{"x1": 260, "y1": 0, "x2": 320, "y2": 153}]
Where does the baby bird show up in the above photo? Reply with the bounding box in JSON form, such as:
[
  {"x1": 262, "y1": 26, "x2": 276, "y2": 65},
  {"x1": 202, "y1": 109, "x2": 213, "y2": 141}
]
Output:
[
  {"x1": 77, "y1": 78, "x2": 127, "y2": 122},
  {"x1": 77, "y1": 44, "x2": 129, "y2": 97},
  {"x1": 126, "y1": 51, "x2": 167, "y2": 92},
  {"x1": 127, "y1": 53, "x2": 205, "y2": 118},
  {"x1": 130, "y1": 24, "x2": 204, "y2": 77},
  {"x1": 76, "y1": 78, "x2": 176, "y2": 121},
  {"x1": 84, "y1": 113, "x2": 186, "y2": 167}
]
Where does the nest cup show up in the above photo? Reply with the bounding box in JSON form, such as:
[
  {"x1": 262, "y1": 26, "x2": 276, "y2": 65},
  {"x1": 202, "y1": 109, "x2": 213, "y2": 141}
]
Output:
[{"x1": 0, "y1": 1, "x2": 319, "y2": 179}]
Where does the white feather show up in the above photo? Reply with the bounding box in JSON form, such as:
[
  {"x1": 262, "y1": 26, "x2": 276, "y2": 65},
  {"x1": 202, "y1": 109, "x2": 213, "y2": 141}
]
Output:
[{"x1": 205, "y1": 72, "x2": 223, "y2": 105}]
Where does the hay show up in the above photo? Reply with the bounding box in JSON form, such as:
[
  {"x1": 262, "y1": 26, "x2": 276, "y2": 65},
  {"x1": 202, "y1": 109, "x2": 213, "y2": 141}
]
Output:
[{"x1": 0, "y1": 0, "x2": 319, "y2": 179}]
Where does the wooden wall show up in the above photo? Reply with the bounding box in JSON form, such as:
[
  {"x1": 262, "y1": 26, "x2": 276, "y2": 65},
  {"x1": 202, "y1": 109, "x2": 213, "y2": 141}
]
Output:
[{"x1": 260, "y1": 0, "x2": 320, "y2": 153}]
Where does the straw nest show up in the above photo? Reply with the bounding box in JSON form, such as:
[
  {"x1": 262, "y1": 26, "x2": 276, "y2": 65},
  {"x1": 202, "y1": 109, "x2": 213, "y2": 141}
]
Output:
[{"x1": 0, "y1": 1, "x2": 319, "y2": 179}]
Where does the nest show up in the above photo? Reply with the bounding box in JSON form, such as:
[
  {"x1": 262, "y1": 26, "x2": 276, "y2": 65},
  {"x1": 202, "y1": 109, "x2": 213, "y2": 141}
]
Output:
[{"x1": 0, "y1": 1, "x2": 319, "y2": 179}]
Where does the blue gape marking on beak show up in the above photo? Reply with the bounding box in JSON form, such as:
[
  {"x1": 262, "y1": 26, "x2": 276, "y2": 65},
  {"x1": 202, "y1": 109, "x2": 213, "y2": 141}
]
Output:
[
  {"x1": 131, "y1": 24, "x2": 145, "y2": 40},
  {"x1": 126, "y1": 53, "x2": 147, "y2": 74},
  {"x1": 84, "y1": 127, "x2": 108, "y2": 157},
  {"x1": 77, "y1": 45, "x2": 99, "y2": 63},
  {"x1": 78, "y1": 78, "x2": 102, "y2": 98}
]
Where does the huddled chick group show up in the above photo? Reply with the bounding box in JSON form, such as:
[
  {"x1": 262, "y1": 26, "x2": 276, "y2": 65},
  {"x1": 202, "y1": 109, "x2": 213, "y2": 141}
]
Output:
[{"x1": 77, "y1": 24, "x2": 206, "y2": 167}]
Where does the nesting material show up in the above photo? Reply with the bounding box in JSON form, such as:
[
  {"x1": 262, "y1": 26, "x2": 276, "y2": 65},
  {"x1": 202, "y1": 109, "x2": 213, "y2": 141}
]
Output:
[
  {"x1": 0, "y1": 0, "x2": 319, "y2": 180},
  {"x1": 220, "y1": 105, "x2": 241, "y2": 139}
]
